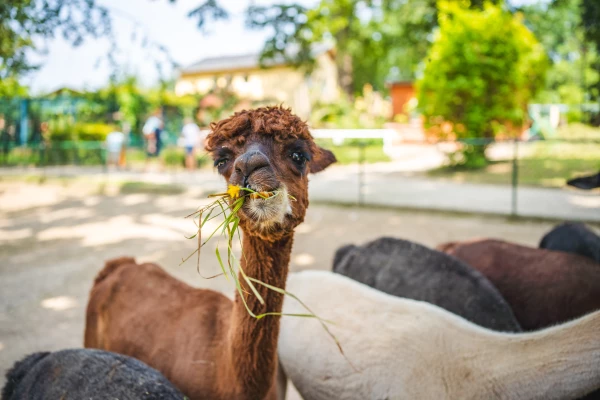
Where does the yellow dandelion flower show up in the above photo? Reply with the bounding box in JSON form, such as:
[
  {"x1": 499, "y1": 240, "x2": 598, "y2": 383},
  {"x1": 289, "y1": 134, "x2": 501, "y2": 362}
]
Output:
[{"x1": 227, "y1": 185, "x2": 241, "y2": 199}]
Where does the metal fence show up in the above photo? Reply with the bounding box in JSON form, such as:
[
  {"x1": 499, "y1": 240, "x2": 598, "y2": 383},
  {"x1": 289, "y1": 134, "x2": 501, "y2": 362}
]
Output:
[{"x1": 0, "y1": 126, "x2": 598, "y2": 221}]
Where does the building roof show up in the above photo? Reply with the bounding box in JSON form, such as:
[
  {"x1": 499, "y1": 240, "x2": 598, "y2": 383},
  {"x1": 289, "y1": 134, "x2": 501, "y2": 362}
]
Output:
[
  {"x1": 180, "y1": 43, "x2": 333, "y2": 75},
  {"x1": 180, "y1": 53, "x2": 283, "y2": 75}
]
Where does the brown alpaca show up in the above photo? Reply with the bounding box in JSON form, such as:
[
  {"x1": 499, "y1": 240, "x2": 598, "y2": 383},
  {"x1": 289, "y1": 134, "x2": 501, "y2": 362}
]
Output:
[
  {"x1": 437, "y1": 238, "x2": 600, "y2": 331},
  {"x1": 84, "y1": 106, "x2": 336, "y2": 400}
]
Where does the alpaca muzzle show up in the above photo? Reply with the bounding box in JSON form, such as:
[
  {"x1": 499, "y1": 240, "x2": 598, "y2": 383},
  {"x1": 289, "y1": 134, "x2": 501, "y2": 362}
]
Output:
[{"x1": 231, "y1": 148, "x2": 280, "y2": 193}]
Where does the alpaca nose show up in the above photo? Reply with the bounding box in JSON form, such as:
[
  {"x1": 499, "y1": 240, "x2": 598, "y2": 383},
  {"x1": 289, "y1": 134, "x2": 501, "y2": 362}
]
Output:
[{"x1": 233, "y1": 150, "x2": 270, "y2": 187}]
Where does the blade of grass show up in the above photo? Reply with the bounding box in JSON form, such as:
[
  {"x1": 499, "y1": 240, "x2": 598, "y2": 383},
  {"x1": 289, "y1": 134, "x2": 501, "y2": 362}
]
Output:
[
  {"x1": 185, "y1": 185, "x2": 352, "y2": 365},
  {"x1": 214, "y1": 244, "x2": 230, "y2": 281}
]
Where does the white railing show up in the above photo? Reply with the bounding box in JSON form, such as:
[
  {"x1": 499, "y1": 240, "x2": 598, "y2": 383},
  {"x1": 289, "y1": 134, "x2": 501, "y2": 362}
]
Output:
[
  {"x1": 200, "y1": 128, "x2": 397, "y2": 156},
  {"x1": 309, "y1": 129, "x2": 396, "y2": 156}
]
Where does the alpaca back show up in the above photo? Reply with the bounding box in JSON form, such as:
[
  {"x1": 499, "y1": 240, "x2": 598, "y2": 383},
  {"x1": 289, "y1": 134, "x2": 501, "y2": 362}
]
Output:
[
  {"x1": 2, "y1": 349, "x2": 184, "y2": 400},
  {"x1": 333, "y1": 237, "x2": 521, "y2": 332},
  {"x1": 279, "y1": 270, "x2": 600, "y2": 400},
  {"x1": 280, "y1": 271, "x2": 479, "y2": 400},
  {"x1": 539, "y1": 222, "x2": 600, "y2": 264},
  {"x1": 439, "y1": 239, "x2": 600, "y2": 331}
]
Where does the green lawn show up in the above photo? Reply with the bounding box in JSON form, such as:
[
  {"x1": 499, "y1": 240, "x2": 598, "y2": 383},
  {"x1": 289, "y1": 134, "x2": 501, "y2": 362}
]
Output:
[
  {"x1": 119, "y1": 181, "x2": 186, "y2": 195},
  {"x1": 553, "y1": 123, "x2": 600, "y2": 141},
  {"x1": 428, "y1": 140, "x2": 600, "y2": 188}
]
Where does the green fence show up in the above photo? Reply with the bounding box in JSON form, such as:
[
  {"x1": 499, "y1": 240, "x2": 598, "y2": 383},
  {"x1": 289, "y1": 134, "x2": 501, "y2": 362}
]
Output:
[{"x1": 0, "y1": 141, "x2": 213, "y2": 170}]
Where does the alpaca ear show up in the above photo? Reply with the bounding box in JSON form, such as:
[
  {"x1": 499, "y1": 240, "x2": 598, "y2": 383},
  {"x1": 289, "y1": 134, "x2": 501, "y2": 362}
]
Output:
[{"x1": 309, "y1": 146, "x2": 336, "y2": 173}]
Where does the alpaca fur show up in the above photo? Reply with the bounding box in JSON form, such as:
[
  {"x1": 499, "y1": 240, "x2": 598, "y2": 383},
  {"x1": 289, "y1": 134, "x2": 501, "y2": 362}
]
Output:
[
  {"x1": 437, "y1": 238, "x2": 600, "y2": 331},
  {"x1": 85, "y1": 106, "x2": 335, "y2": 400},
  {"x1": 539, "y1": 222, "x2": 600, "y2": 263},
  {"x1": 333, "y1": 237, "x2": 521, "y2": 331},
  {"x1": 278, "y1": 270, "x2": 600, "y2": 400},
  {"x1": 2, "y1": 349, "x2": 184, "y2": 400}
]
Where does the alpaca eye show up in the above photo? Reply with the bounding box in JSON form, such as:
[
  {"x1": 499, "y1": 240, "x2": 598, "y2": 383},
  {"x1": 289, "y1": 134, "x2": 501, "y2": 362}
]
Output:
[
  {"x1": 291, "y1": 152, "x2": 306, "y2": 164},
  {"x1": 215, "y1": 159, "x2": 228, "y2": 168}
]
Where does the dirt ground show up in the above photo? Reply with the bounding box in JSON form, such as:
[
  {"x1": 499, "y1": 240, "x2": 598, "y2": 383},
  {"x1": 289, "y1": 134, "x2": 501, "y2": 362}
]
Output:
[{"x1": 0, "y1": 180, "x2": 563, "y2": 397}]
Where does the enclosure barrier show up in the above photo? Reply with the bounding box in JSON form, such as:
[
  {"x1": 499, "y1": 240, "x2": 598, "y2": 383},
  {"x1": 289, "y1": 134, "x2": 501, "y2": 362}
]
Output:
[{"x1": 0, "y1": 134, "x2": 598, "y2": 220}]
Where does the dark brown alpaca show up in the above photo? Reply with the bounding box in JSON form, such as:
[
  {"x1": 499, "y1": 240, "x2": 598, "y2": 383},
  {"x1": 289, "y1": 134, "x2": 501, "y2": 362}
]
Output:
[
  {"x1": 437, "y1": 239, "x2": 600, "y2": 331},
  {"x1": 85, "y1": 106, "x2": 336, "y2": 400}
]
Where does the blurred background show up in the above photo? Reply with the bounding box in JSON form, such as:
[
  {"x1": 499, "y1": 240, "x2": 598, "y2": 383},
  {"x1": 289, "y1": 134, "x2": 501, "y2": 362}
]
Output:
[{"x1": 0, "y1": 0, "x2": 599, "y2": 397}]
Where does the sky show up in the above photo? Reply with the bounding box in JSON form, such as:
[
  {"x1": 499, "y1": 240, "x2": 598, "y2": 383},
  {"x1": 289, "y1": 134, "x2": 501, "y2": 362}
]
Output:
[
  {"x1": 26, "y1": 0, "x2": 316, "y2": 94},
  {"x1": 24, "y1": 0, "x2": 540, "y2": 94}
]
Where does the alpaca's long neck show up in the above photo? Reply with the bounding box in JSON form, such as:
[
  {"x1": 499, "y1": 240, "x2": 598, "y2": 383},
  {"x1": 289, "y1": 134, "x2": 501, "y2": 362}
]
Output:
[
  {"x1": 227, "y1": 231, "x2": 293, "y2": 399},
  {"x1": 479, "y1": 311, "x2": 600, "y2": 399}
]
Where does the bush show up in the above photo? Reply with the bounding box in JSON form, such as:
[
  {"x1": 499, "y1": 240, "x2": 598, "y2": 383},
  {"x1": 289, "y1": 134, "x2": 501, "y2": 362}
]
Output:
[
  {"x1": 309, "y1": 85, "x2": 390, "y2": 129},
  {"x1": 160, "y1": 147, "x2": 210, "y2": 168},
  {"x1": 76, "y1": 123, "x2": 116, "y2": 141},
  {"x1": 161, "y1": 147, "x2": 185, "y2": 167},
  {"x1": 418, "y1": 1, "x2": 548, "y2": 168},
  {"x1": 41, "y1": 143, "x2": 105, "y2": 166},
  {"x1": 48, "y1": 124, "x2": 76, "y2": 142},
  {"x1": 48, "y1": 122, "x2": 116, "y2": 142}
]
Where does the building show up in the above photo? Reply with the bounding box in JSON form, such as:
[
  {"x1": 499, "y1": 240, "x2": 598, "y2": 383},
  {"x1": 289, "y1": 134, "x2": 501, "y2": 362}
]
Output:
[
  {"x1": 175, "y1": 46, "x2": 340, "y2": 118},
  {"x1": 388, "y1": 81, "x2": 416, "y2": 118}
]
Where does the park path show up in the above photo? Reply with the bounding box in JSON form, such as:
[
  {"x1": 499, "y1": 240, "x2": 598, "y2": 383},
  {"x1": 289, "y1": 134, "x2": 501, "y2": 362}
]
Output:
[
  {"x1": 1, "y1": 163, "x2": 598, "y2": 222},
  {"x1": 310, "y1": 163, "x2": 600, "y2": 222}
]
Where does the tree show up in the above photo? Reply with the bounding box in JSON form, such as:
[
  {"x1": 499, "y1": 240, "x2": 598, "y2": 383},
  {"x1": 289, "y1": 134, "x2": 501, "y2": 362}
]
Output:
[
  {"x1": 243, "y1": 0, "x2": 505, "y2": 97},
  {"x1": 0, "y1": 0, "x2": 111, "y2": 81},
  {"x1": 581, "y1": 0, "x2": 600, "y2": 123},
  {"x1": 418, "y1": 1, "x2": 547, "y2": 167},
  {"x1": 0, "y1": 0, "x2": 225, "y2": 93},
  {"x1": 517, "y1": 0, "x2": 598, "y2": 123},
  {"x1": 0, "y1": 77, "x2": 28, "y2": 98}
]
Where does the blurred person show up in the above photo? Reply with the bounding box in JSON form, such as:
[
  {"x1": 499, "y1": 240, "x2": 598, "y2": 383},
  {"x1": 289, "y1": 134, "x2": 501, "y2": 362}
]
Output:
[
  {"x1": 180, "y1": 118, "x2": 201, "y2": 170},
  {"x1": 143, "y1": 109, "x2": 163, "y2": 158},
  {"x1": 119, "y1": 122, "x2": 131, "y2": 168},
  {"x1": 142, "y1": 109, "x2": 164, "y2": 171},
  {"x1": 105, "y1": 130, "x2": 125, "y2": 169}
]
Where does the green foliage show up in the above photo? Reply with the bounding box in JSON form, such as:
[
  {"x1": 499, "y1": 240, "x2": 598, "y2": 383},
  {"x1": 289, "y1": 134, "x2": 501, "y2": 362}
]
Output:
[
  {"x1": 76, "y1": 123, "x2": 116, "y2": 141},
  {"x1": 309, "y1": 84, "x2": 389, "y2": 128},
  {"x1": 161, "y1": 147, "x2": 185, "y2": 167},
  {"x1": 581, "y1": 0, "x2": 600, "y2": 122},
  {"x1": 245, "y1": 0, "x2": 502, "y2": 96},
  {"x1": 160, "y1": 146, "x2": 210, "y2": 168},
  {"x1": 0, "y1": 0, "x2": 111, "y2": 80},
  {"x1": 48, "y1": 120, "x2": 76, "y2": 142},
  {"x1": 520, "y1": 0, "x2": 599, "y2": 111},
  {"x1": 0, "y1": 76, "x2": 28, "y2": 97},
  {"x1": 48, "y1": 122, "x2": 115, "y2": 142},
  {"x1": 418, "y1": 2, "x2": 548, "y2": 166}
]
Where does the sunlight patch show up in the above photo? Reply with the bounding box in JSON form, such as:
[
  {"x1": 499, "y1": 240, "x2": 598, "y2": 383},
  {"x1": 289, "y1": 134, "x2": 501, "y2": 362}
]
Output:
[
  {"x1": 0, "y1": 228, "x2": 32, "y2": 242},
  {"x1": 41, "y1": 296, "x2": 77, "y2": 311},
  {"x1": 294, "y1": 253, "x2": 315, "y2": 267}
]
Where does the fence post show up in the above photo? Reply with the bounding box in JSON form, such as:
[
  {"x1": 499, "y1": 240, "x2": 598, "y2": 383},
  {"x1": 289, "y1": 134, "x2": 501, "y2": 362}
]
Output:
[
  {"x1": 358, "y1": 142, "x2": 366, "y2": 207},
  {"x1": 511, "y1": 138, "x2": 519, "y2": 217},
  {"x1": 19, "y1": 98, "x2": 29, "y2": 146}
]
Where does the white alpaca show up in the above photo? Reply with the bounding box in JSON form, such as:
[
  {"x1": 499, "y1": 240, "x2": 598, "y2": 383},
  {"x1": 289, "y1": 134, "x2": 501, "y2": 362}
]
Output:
[{"x1": 279, "y1": 271, "x2": 600, "y2": 400}]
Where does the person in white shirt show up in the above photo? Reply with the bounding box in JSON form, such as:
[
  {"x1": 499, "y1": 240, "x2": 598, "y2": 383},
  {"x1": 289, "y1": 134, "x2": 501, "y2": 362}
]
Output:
[
  {"x1": 180, "y1": 118, "x2": 202, "y2": 170},
  {"x1": 105, "y1": 131, "x2": 125, "y2": 168}
]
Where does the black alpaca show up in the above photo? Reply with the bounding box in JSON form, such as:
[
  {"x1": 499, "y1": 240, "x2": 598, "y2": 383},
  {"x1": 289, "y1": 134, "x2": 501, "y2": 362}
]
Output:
[
  {"x1": 2, "y1": 349, "x2": 185, "y2": 400},
  {"x1": 333, "y1": 237, "x2": 521, "y2": 332},
  {"x1": 539, "y1": 222, "x2": 600, "y2": 264}
]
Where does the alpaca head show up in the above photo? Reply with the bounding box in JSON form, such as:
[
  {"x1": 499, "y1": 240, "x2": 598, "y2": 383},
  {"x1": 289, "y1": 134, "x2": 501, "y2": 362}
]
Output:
[{"x1": 206, "y1": 106, "x2": 336, "y2": 240}]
